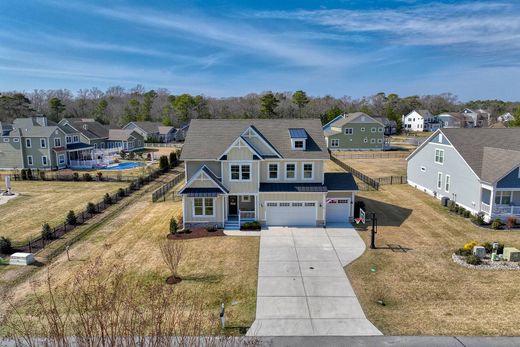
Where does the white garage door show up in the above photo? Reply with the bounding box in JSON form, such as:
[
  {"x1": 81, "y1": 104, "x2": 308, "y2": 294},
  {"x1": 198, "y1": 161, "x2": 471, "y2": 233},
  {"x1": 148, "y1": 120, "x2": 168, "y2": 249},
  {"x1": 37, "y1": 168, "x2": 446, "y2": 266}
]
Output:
[
  {"x1": 266, "y1": 202, "x2": 317, "y2": 226},
  {"x1": 326, "y1": 198, "x2": 351, "y2": 223}
]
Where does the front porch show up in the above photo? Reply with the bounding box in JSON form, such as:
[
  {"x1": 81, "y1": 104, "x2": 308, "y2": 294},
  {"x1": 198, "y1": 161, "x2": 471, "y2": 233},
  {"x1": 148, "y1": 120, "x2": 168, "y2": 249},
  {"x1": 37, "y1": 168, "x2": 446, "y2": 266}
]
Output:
[
  {"x1": 225, "y1": 194, "x2": 258, "y2": 230},
  {"x1": 480, "y1": 188, "x2": 520, "y2": 222}
]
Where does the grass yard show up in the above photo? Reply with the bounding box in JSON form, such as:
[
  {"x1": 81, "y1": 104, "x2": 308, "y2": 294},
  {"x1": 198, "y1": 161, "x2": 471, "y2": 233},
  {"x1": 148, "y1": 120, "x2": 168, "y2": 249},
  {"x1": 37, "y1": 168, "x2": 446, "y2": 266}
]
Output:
[
  {"x1": 1, "y1": 182, "x2": 259, "y2": 332},
  {"x1": 348, "y1": 184, "x2": 520, "y2": 335},
  {"x1": 343, "y1": 158, "x2": 407, "y2": 178},
  {"x1": 0, "y1": 181, "x2": 128, "y2": 244}
]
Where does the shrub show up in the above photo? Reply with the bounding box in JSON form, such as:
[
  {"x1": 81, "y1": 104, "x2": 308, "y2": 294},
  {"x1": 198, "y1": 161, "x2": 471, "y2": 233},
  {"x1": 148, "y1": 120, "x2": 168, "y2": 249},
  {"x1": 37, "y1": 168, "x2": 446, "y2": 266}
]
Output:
[
  {"x1": 497, "y1": 243, "x2": 505, "y2": 254},
  {"x1": 453, "y1": 206, "x2": 460, "y2": 214},
  {"x1": 472, "y1": 213, "x2": 485, "y2": 225},
  {"x1": 455, "y1": 248, "x2": 472, "y2": 256},
  {"x1": 169, "y1": 151, "x2": 178, "y2": 168},
  {"x1": 86, "y1": 202, "x2": 96, "y2": 214},
  {"x1": 458, "y1": 207, "x2": 465, "y2": 215},
  {"x1": 83, "y1": 173, "x2": 93, "y2": 182},
  {"x1": 128, "y1": 152, "x2": 135, "y2": 160},
  {"x1": 41, "y1": 223, "x2": 52, "y2": 240},
  {"x1": 206, "y1": 225, "x2": 217, "y2": 232},
  {"x1": 66, "y1": 210, "x2": 77, "y2": 226},
  {"x1": 120, "y1": 150, "x2": 127, "y2": 160},
  {"x1": 117, "y1": 188, "x2": 126, "y2": 198},
  {"x1": 491, "y1": 218, "x2": 502, "y2": 230},
  {"x1": 20, "y1": 169, "x2": 27, "y2": 180},
  {"x1": 481, "y1": 242, "x2": 493, "y2": 253},
  {"x1": 463, "y1": 210, "x2": 471, "y2": 218},
  {"x1": 0, "y1": 236, "x2": 13, "y2": 254},
  {"x1": 27, "y1": 169, "x2": 33, "y2": 180},
  {"x1": 463, "y1": 241, "x2": 478, "y2": 250},
  {"x1": 169, "y1": 217, "x2": 178, "y2": 235},
  {"x1": 466, "y1": 254, "x2": 482, "y2": 265},
  {"x1": 103, "y1": 193, "x2": 112, "y2": 205},
  {"x1": 73, "y1": 172, "x2": 79, "y2": 181},
  {"x1": 159, "y1": 155, "x2": 169, "y2": 172},
  {"x1": 129, "y1": 181, "x2": 137, "y2": 190},
  {"x1": 97, "y1": 172, "x2": 103, "y2": 181},
  {"x1": 241, "y1": 221, "x2": 261, "y2": 231},
  {"x1": 137, "y1": 177, "x2": 144, "y2": 186},
  {"x1": 448, "y1": 201, "x2": 456, "y2": 212},
  {"x1": 506, "y1": 216, "x2": 516, "y2": 229},
  {"x1": 39, "y1": 171, "x2": 46, "y2": 180}
]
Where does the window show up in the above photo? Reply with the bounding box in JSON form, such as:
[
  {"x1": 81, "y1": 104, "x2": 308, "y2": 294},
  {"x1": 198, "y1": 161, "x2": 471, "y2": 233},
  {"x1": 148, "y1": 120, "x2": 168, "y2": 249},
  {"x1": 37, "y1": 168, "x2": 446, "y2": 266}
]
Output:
[
  {"x1": 240, "y1": 195, "x2": 251, "y2": 202},
  {"x1": 345, "y1": 128, "x2": 353, "y2": 135},
  {"x1": 73, "y1": 135, "x2": 79, "y2": 143},
  {"x1": 330, "y1": 139, "x2": 339, "y2": 147},
  {"x1": 420, "y1": 166, "x2": 426, "y2": 172},
  {"x1": 193, "y1": 198, "x2": 214, "y2": 216},
  {"x1": 377, "y1": 139, "x2": 383, "y2": 143},
  {"x1": 371, "y1": 128, "x2": 376, "y2": 133},
  {"x1": 13, "y1": 138, "x2": 19, "y2": 143},
  {"x1": 363, "y1": 138, "x2": 368, "y2": 143},
  {"x1": 304, "y1": 202, "x2": 316, "y2": 207},
  {"x1": 266, "y1": 202, "x2": 277, "y2": 207},
  {"x1": 292, "y1": 202, "x2": 303, "y2": 207},
  {"x1": 370, "y1": 138, "x2": 376, "y2": 144},
  {"x1": 285, "y1": 163, "x2": 296, "y2": 179},
  {"x1": 25, "y1": 138, "x2": 31, "y2": 148},
  {"x1": 303, "y1": 163, "x2": 313, "y2": 180},
  {"x1": 230, "y1": 164, "x2": 251, "y2": 181},
  {"x1": 54, "y1": 138, "x2": 61, "y2": 147},
  {"x1": 437, "y1": 172, "x2": 443, "y2": 189},
  {"x1": 445, "y1": 175, "x2": 450, "y2": 192},
  {"x1": 360, "y1": 127, "x2": 365, "y2": 132},
  {"x1": 42, "y1": 156, "x2": 48, "y2": 166},
  {"x1": 268, "y1": 163, "x2": 279, "y2": 180},
  {"x1": 27, "y1": 155, "x2": 33, "y2": 165},
  {"x1": 3, "y1": 138, "x2": 9, "y2": 143},
  {"x1": 378, "y1": 128, "x2": 384, "y2": 132},
  {"x1": 434, "y1": 149, "x2": 444, "y2": 164},
  {"x1": 58, "y1": 154, "x2": 66, "y2": 165},
  {"x1": 66, "y1": 136, "x2": 72, "y2": 144},
  {"x1": 495, "y1": 191, "x2": 512, "y2": 205},
  {"x1": 294, "y1": 140, "x2": 304, "y2": 149},
  {"x1": 280, "y1": 202, "x2": 290, "y2": 207},
  {"x1": 439, "y1": 134, "x2": 443, "y2": 143},
  {"x1": 40, "y1": 138, "x2": 47, "y2": 148}
]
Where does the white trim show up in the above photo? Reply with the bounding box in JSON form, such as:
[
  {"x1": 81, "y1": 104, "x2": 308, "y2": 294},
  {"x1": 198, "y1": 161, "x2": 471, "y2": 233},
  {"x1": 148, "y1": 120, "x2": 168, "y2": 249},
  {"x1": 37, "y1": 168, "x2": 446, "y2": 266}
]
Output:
[
  {"x1": 25, "y1": 138, "x2": 32, "y2": 148},
  {"x1": 264, "y1": 200, "x2": 319, "y2": 226},
  {"x1": 285, "y1": 162, "x2": 297, "y2": 180},
  {"x1": 40, "y1": 138, "x2": 47, "y2": 149},
  {"x1": 445, "y1": 174, "x2": 450, "y2": 193},
  {"x1": 240, "y1": 126, "x2": 282, "y2": 158},
  {"x1": 330, "y1": 139, "x2": 340, "y2": 147},
  {"x1": 302, "y1": 162, "x2": 314, "y2": 180},
  {"x1": 229, "y1": 162, "x2": 252, "y2": 182},
  {"x1": 434, "y1": 148, "x2": 444, "y2": 165},
  {"x1": 27, "y1": 155, "x2": 33, "y2": 166},
  {"x1": 344, "y1": 128, "x2": 353, "y2": 135},
  {"x1": 437, "y1": 172, "x2": 443, "y2": 190},
  {"x1": 267, "y1": 162, "x2": 279, "y2": 180},
  {"x1": 192, "y1": 197, "x2": 216, "y2": 217}
]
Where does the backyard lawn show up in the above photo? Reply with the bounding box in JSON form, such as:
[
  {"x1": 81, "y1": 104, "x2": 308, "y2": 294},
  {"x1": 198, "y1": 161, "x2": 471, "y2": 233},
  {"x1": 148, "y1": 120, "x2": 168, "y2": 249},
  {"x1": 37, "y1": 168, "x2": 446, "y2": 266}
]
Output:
[
  {"x1": 343, "y1": 158, "x2": 408, "y2": 178},
  {"x1": 0, "y1": 181, "x2": 128, "y2": 244},
  {"x1": 348, "y1": 184, "x2": 520, "y2": 335}
]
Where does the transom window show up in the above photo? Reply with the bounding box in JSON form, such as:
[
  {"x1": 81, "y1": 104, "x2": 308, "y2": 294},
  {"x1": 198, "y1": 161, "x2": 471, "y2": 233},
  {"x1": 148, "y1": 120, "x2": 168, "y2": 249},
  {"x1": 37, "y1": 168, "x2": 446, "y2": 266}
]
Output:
[
  {"x1": 268, "y1": 163, "x2": 279, "y2": 179},
  {"x1": 495, "y1": 191, "x2": 511, "y2": 205},
  {"x1": 230, "y1": 164, "x2": 251, "y2": 181},
  {"x1": 345, "y1": 128, "x2": 353, "y2": 135},
  {"x1": 285, "y1": 163, "x2": 296, "y2": 179},
  {"x1": 193, "y1": 198, "x2": 214, "y2": 216},
  {"x1": 434, "y1": 149, "x2": 444, "y2": 164},
  {"x1": 330, "y1": 139, "x2": 339, "y2": 147},
  {"x1": 303, "y1": 163, "x2": 314, "y2": 179}
]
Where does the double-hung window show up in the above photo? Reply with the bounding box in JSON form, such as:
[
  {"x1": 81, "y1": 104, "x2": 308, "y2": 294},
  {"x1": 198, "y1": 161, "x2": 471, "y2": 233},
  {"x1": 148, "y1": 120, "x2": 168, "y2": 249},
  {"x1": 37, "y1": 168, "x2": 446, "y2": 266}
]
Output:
[
  {"x1": 437, "y1": 172, "x2": 443, "y2": 189},
  {"x1": 73, "y1": 135, "x2": 79, "y2": 143},
  {"x1": 193, "y1": 198, "x2": 214, "y2": 216},
  {"x1": 230, "y1": 164, "x2": 251, "y2": 181},
  {"x1": 434, "y1": 149, "x2": 444, "y2": 164},
  {"x1": 40, "y1": 138, "x2": 47, "y2": 148},
  {"x1": 345, "y1": 128, "x2": 353, "y2": 135},
  {"x1": 330, "y1": 139, "x2": 339, "y2": 147},
  {"x1": 303, "y1": 163, "x2": 314, "y2": 180},
  {"x1": 285, "y1": 163, "x2": 296, "y2": 179},
  {"x1": 54, "y1": 138, "x2": 61, "y2": 147},
  {"x1": 445, "y1": 175, "x2": 450, "y2": 192},
  {"x1": 66, "y1": 136, "x2": 72, "y2": 144},
  {"x1": 42, "y1": 156, "x2": 48, "y2": 166},
  {"x1": 268, "y1": 163, "x2": 278, "y2": 180},
  {"x1": 25, "y1": 138, "x2": 32, "y2": 148},
  {"x1": 495, "y1": 191, "x2": 512, "y2": 205},
  {"x1": 27, "y1": 155, "x2": 33, "y2": 165}
]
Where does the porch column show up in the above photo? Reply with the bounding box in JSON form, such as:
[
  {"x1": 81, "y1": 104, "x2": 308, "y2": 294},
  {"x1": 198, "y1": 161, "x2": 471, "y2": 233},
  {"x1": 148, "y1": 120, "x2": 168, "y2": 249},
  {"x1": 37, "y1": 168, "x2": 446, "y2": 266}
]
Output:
[{"x1": 489, "y1": 189, "x2": 495, "y2": 216}]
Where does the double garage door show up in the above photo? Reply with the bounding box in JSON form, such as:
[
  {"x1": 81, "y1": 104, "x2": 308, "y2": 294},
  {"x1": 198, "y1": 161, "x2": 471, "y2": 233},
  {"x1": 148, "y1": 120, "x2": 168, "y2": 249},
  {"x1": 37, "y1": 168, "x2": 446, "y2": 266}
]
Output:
[
  {"x1": 326, "y1": 198, "x2": 351, "y2": 223},
  {"x1": 265, "y1": 201, "x2": 317, "y2": 226}
]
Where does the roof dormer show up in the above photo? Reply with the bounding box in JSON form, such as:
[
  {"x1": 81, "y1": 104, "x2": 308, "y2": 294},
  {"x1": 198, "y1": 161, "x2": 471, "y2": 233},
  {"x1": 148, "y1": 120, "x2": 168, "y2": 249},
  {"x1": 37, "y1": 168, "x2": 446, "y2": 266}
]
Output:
[{"x1": 289, "y1": 128, "x2": 307, "y2": 151}]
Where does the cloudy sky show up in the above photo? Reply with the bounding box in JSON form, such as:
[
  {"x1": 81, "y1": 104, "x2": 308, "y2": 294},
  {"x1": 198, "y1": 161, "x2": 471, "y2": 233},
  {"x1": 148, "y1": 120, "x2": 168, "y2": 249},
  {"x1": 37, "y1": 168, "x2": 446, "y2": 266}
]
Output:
[{"x1": 0, "y1": 0, "x2": 519, "y2": 100}]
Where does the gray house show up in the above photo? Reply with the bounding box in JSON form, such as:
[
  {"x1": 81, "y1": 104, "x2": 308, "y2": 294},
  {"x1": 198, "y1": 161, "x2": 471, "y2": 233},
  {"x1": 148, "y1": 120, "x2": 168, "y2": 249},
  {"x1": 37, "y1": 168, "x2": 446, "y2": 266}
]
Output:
[
  {"x1": 407, "y1": 128, "x2": 520, "y2": 222},
  {"x1": 123, "y1": 121, "x2": 176, "y2": 142}
]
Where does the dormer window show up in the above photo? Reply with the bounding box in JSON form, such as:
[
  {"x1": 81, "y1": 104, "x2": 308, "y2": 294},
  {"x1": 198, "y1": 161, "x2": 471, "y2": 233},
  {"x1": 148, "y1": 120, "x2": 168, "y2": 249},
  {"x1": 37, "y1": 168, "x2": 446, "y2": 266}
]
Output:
[
  {"x1": 294, "y1": 140, "x2": 304, "y2": 149},
  {"x1": 289, "y1": 128, "x2": 307, "y2": 151}
]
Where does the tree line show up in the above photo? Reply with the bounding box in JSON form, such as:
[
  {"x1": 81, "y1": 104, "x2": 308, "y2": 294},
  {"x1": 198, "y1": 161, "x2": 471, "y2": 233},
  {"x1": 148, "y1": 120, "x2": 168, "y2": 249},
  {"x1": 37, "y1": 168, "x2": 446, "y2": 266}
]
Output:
[{"x1": 1, "y1": 86, "x2": 519, "y2": 128}]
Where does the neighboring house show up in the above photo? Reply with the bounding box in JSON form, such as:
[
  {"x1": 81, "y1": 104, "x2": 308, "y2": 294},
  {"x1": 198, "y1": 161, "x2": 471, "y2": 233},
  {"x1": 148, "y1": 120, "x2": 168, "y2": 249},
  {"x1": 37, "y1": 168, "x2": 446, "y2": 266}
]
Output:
[
  {"x1": 373, "y1": 116, "x2": 397, "y2": 135},
  {"x1": 178, "y1": 119, "x2": 358, "y2": 229},
  {"x1": 497, "y1": 112, "x2": 514, "y2": 123},
  {"x1": 108, "y1": 129, "x2": 145, "y2": 152},
  {"x1": 407, "y1": 128, "x2": 520, "y2": 223},
  {"x1": 462, "y1": 108, "x2": 490, "y2": 127},
  {"x1": 437, "y1": 112, "x2": 471, "y2": 128},
  {"x1": 123, "y1": 121, "x2": 176, "y2": 142},
  {"x1": 322, "y1": 112, "x2": 386, "y2": 151},
  {"x1": 402, "y1": 110, "x2": 441, "y2": 132},
  {"x1": 174, "y1": 123, "x2": 189, "y2": 142}
]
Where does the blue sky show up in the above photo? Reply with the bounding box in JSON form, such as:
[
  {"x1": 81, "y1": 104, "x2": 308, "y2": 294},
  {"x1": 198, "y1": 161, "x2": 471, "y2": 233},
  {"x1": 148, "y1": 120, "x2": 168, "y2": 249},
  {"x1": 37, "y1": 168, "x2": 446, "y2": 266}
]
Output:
[{"x1": 0, "y1": 0, "x2": 519, "y2": 100}]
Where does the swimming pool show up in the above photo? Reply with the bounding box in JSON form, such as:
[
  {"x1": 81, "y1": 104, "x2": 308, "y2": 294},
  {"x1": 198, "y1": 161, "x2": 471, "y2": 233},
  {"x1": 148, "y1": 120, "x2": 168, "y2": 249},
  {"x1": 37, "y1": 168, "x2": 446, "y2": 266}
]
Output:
[{"x1": 100, "y1": 162, "x2": 145, "y2": 170}]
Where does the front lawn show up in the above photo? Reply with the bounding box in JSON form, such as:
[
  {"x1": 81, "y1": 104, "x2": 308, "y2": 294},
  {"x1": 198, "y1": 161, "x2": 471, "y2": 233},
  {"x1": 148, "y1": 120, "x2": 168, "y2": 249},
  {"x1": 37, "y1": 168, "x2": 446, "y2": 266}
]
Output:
[{"x1": 348, "y1": 184, "x2": 520, "y2": 335}]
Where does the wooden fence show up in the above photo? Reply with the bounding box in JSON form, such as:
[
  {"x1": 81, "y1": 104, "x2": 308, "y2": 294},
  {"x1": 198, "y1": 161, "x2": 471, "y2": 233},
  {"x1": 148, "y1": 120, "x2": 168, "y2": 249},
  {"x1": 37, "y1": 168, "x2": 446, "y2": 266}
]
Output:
[
  {"x1": 332, "y1": 152, "x2": 409, "y2": 160},
  {"x1": 152, "y1": 172, "x2": 185, "y2": 202}
]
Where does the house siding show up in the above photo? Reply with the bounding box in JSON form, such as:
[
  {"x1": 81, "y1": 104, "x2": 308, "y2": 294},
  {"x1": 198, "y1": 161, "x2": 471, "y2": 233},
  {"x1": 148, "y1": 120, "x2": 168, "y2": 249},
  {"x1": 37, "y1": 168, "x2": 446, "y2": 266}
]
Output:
[
  {"x1": 497, "y1": 167, "x2": 520, "y2": 189},
  {"x1": 260, "y1": 160, "x2": 324, "y2": 183},
  {"x1": 327, "y1": 122, "x2": 384, "y2": 150},
  {"x1": 222, "y1": 161, "x2": 259, "y2": 194},
  {"x1": 0, "y1": 136, "x2": 23, "y2": 168},
  {"x1": 183, "y1": 196, "x2": 225, "y2": 227}
]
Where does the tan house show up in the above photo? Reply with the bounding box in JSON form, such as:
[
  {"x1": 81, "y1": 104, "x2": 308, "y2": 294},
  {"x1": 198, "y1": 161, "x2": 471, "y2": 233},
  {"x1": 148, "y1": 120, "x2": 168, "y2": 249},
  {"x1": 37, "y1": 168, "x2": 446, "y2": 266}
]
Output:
[{"x1": 179, "y1": 119, "x2": 358, "y2": 230}]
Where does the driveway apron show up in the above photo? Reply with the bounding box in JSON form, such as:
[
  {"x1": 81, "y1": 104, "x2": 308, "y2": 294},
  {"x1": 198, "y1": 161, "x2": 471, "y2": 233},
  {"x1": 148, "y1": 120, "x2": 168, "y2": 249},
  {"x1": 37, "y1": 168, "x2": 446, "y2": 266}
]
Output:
[{"x1": 248, "y1": 224, "x2": 382, "y2": 336}]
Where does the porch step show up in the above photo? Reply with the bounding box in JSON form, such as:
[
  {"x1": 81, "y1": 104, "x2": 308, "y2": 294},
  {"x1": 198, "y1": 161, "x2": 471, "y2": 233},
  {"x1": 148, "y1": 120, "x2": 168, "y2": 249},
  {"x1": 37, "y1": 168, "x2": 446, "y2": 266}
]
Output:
[{"x1": 224, "y1": 220, "x2": 240, "y2": 230}]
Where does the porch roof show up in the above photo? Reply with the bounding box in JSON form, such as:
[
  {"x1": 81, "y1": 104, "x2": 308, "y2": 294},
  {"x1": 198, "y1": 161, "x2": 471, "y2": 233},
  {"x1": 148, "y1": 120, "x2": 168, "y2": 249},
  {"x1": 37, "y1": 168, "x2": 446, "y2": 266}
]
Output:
[
  {"x1": 181, "y1": 188, "x2": 224, "y2": 197},
  {"x1": 324, "y1": 172, "x2": 359, "y2": 191},
  {"x1": 66, "y1": 143, "x2": 94, "y2": 151},
  {"x1": 260, "y1": 182, "x2": 327, "y2": 193}
]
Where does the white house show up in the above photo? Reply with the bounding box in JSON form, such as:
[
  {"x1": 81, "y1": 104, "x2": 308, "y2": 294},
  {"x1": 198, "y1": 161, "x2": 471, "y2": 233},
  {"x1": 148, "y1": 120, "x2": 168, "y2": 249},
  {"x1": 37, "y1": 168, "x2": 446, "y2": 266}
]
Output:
[{"x1": 402, "y1": 110, "x2": 441, "y2": 132}]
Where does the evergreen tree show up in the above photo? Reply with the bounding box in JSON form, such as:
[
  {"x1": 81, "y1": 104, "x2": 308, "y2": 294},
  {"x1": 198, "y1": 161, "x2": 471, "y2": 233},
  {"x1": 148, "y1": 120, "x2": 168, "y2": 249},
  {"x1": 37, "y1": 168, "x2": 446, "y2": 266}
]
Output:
[{"x1": 260, "y1": 92, "x2": 279, "y2": 118}]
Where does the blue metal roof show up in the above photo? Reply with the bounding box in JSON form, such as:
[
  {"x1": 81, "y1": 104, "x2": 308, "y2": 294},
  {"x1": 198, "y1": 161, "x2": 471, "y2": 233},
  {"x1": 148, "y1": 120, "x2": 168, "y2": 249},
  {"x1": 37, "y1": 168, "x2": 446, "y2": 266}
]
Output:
[
  {"x1": 324, "y1": 172, "x2": 358, "y2": 191},
  {"x1": 288, "y1": 128, "x2": 308, "y2": 139},
  {"x1": 260, "y1": 183, "x2": 327, "y2": 193},
  {"x1": 181, "y1": 188, "x2": 224, "y2": 197},
  {"x1": 66, "y1": 143, "x2": 94, "y2": 150}
]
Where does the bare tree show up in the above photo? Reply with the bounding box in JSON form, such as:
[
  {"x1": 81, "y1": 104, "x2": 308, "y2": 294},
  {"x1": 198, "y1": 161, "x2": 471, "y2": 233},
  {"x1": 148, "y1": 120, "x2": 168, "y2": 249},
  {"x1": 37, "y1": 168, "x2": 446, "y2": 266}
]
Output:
[{"x1": 160, "y1": 240, "x2": 185, "y2": 283}]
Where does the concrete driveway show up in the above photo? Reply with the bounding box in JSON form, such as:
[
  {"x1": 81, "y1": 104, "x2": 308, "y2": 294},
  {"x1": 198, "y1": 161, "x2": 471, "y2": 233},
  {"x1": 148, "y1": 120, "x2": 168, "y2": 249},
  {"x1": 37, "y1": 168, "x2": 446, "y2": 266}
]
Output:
[{"x1": 248, "y1": 224, "x2": 381, "y2": 337}]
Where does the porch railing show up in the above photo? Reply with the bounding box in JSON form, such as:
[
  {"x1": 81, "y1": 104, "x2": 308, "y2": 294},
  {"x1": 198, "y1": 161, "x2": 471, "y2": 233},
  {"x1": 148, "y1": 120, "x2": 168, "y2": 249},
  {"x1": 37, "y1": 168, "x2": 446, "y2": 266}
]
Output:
[
  {"x1": 238, "y1": 210, "x2": 256, "y2": 226},
  {"x1": 481, "y1": 202, "x2": 491, "y2": 214}
]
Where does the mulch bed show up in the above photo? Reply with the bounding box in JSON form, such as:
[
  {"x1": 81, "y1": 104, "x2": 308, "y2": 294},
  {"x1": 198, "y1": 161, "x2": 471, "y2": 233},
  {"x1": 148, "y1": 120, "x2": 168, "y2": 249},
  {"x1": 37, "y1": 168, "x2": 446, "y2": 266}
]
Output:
[
  {"x1": 166, "y1": 276, "x2": 182, "y2": 285},
  {"x1": 167, "y1": 228, "x2": 225, "y2": 240}
]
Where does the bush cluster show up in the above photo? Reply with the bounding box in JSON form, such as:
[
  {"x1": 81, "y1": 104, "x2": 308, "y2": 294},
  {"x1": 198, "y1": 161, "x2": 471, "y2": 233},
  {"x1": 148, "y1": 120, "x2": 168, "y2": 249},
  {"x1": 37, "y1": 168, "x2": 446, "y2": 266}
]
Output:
[
  {"x1": 0, "y1": 236, "x2": 13, "y2": 254},
  {"x1": 241, "y1": 221, "x2": 261, "y2": 231},
  {"x1": 491, "y1": 218, "x2": 503, "y2": 230},
  {"x1": 466, "y1": 254, "x2": 482, "y2": 265}
]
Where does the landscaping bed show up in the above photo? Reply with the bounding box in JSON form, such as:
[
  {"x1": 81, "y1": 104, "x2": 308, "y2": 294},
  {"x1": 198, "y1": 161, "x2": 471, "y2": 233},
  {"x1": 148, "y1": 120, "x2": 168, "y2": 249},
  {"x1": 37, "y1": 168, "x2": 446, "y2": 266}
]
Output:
[
  {"x1": 452, "y1": 254, "x2": 520, "y2": 270},
  {"x1": 167, "y1": 228, "x2": 225, "y2": 240}
]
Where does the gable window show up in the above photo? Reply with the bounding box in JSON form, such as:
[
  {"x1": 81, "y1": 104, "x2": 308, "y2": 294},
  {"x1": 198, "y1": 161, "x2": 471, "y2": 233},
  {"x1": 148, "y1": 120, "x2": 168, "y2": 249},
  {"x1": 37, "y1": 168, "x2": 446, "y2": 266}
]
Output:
[
  {"x1": 230, "y1": 163, "x2": 251, "y2": 181},
  {"x1": 25, "y1": 138, "x2": 32, "y2": 148},
  {"x1": 495, "y1": 191, "x2": 511, "y2": 205},
  {"x1": 345, "y1": 128, "x2": 353, "y2": 135},
  {"x1": 434, "y1": 149, "x2": 444, "y2": 164},
  {"x1": 27, "y1": 155, "x2": 33, "y2": 165},
  {"x1": 330, "y1": 139, "x2": 339, "y2": 147},
  {"x1": 40, "y1": 138, "x2": 47, "y2": 148},
  {"x1": 303, "y1": 163, "x2": 314, "y2": 180},
  {"x1": 285, "y1": 163, "x2": 296, "y2": 179},
  {"x1": 66, "y1": 136, "x2": 72, "y2": 144},
  {"x1": 437, "y1": 172, "x2": 443, "y2": 189},
  {"x1": 193, "y1": 198, "x2": 214, "y2": 216},
  {"x1": 54, "y1": 138, "x2": 61, "y2": 147},
  {"x1": 268, "y1": 163, "x2": 279, "y2": 180},
  {"x1": 42, "y1": 155, "x2": 48, "y2": 166},
  {"x1": 445, "y1": 175, "x2": 450, "y2": 192}
]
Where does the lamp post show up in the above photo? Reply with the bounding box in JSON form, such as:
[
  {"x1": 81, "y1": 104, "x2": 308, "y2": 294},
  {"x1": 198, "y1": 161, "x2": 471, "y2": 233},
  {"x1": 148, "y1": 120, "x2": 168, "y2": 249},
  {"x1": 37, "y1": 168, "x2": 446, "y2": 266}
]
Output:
[{"x1": 370, "y1": 212, "x2": 377, "y2": 249}]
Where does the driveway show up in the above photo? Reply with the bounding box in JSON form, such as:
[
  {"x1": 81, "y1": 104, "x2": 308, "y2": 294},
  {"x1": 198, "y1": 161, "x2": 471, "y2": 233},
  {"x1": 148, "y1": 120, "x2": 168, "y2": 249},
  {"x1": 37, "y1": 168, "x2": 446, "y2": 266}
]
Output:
[{"x1": 248, "y1": 224, "x2": 381, "y2": 336}]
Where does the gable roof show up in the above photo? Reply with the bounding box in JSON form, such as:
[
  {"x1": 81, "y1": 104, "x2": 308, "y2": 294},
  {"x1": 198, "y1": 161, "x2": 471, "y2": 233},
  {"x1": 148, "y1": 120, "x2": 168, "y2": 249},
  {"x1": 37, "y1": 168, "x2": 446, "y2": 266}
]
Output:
[
  {"x1": 414, "y1": 109, "x2": 432, "y2": 117},
  {"x1": 329, "y1": 112, "x2": 383, "y2": 128},
  {"x1": 480, "y1": 147, "x2": 520, "y2": 184},
  {"x1": 61, "y1": 118, "x2": 109, "y2": 139},
  {"x1": 178, "y1": 165, "x2": 229, "y2": 195},
  {"x1": 181, "y1": 119, "x2": 329, "y2": 160},
  {"x1": 109, "y1": 129, "x2": 138, "y2": 141}
]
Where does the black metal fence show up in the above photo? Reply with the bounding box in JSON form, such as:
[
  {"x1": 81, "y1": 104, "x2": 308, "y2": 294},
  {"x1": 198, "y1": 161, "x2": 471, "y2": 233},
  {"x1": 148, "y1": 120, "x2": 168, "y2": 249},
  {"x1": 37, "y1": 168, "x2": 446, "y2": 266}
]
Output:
[
  {"x1": 152, "y1": 172, "x2": 185, "y2": 202},
  {"x1": 330, "y1": 156, "x2": 380, "y2": 190},
  {"x1": 376, "y1": 175, "x2": 408, "y2": 185},
  {"x1": 1, "y1": 172, "x2": 138, "y2": 183},
  {"x1": 333, "y1": 152, "x2": 409, "y2": 160}
]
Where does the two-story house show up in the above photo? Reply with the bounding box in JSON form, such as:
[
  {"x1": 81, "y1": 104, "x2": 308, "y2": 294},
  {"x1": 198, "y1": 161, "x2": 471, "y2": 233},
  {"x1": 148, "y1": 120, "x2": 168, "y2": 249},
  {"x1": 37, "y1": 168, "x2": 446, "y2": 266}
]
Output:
[
  {"x1": 407, "y1": 128, "x2": 520, "y2": 223},
  {"x1": 123, "y1": 121, "x2": 176, "y2": 143},
  {"x1": 437, "y1": 112, "x2": 472, "y2": 128},
  {"x1": 323, "y1": 112, "x2": 387, "y2": 151},
  {"x1": 402, "y1": 110, "x2": 442, "y2": 132},
  {"x1": 178, "y1": 119, "x2": 358, "y2": 229}
]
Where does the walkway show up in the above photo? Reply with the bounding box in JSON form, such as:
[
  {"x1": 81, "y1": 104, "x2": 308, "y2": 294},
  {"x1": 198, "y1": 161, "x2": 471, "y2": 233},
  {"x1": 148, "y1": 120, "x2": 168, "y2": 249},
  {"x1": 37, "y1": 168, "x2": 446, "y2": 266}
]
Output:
[{"x1": 248, "y1": 224, "x2": 381, "y2": 336}]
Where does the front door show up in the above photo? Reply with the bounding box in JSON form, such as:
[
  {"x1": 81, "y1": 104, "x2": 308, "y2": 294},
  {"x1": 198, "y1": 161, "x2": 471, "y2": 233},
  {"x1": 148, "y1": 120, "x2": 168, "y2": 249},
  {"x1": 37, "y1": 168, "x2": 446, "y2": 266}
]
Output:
[{"x1": 228, "y1": 196, "x2": 238, "y2": 216}]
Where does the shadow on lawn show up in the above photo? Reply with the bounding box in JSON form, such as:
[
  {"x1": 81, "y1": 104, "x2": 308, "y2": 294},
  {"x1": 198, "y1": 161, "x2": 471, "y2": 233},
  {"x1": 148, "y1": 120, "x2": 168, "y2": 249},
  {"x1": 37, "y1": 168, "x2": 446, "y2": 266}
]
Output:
[
  {"x1": 358, "y1": 196, "x2": 413, "y2": 227},
  {"x1": 182, "y1": 273, "x2": 223, "y2": 283}
]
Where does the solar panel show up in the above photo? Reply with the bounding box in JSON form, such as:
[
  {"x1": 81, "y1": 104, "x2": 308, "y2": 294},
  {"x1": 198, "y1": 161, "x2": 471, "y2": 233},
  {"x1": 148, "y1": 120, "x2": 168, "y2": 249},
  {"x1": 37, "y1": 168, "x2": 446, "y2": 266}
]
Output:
[{"x1": 288, "y1": 128, "x2": 308, "y2": 139}]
